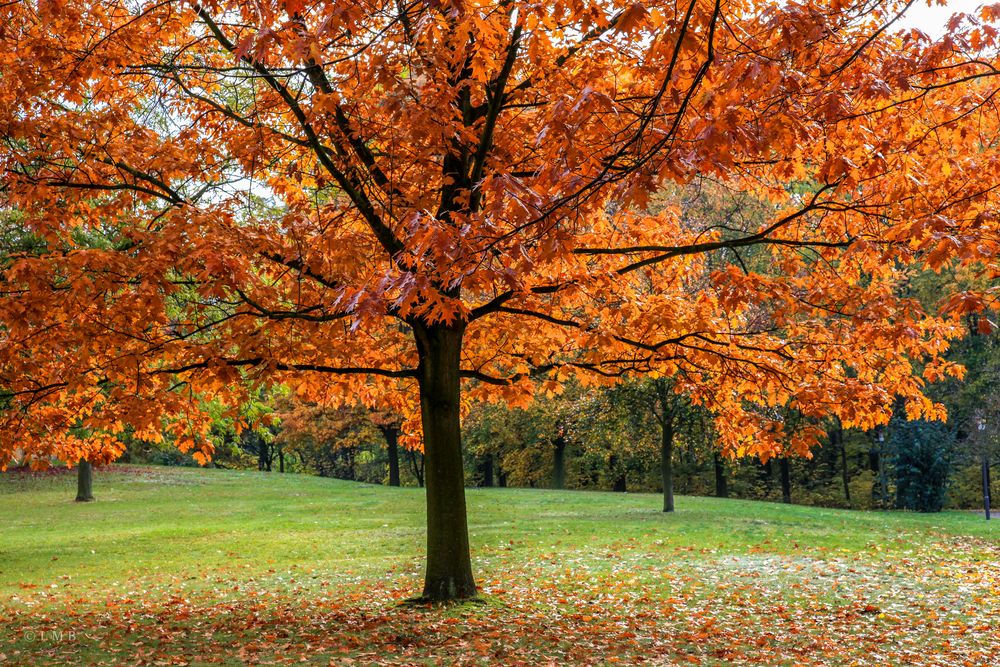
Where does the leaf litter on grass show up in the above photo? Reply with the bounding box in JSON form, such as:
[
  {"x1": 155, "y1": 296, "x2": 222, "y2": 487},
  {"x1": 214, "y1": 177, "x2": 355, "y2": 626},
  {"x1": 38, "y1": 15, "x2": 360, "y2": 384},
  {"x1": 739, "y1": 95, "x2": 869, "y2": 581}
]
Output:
[{"x1": 2, "y1": 536, "x2": 997, "y2": 666}]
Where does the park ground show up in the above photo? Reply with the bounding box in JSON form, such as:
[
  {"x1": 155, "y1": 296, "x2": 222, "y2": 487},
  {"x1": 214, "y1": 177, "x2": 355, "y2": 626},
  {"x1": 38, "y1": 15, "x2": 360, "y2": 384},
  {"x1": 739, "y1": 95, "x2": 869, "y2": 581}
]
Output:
[{"x1": 0, "y1": 465, "x2": 997, "y2": 666}]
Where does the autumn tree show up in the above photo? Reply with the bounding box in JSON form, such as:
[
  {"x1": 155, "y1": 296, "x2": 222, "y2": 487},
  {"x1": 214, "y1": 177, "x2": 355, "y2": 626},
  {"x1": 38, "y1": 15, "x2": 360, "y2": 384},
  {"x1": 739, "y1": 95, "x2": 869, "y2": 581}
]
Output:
[
  {"x1": 273, "y1": 399, "x2": 358, "y2": 477},
  {"x1": 0, "y1": 205, "x2": 122, "y2": 500},
  {"x1": 3, "y1": 1, "x2": 1000, "y2": 600},
  {"x1": 273, "y1": 396, "x2": 408, "y2": 483}
]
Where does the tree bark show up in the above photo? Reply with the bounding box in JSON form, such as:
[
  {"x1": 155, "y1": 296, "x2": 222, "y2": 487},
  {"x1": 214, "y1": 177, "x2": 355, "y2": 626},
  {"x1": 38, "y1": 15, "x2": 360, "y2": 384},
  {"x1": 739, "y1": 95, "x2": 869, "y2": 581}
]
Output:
[
  {"x1": 381, "y1": 424, "x2": 401, "y2": 487},
  {"x1": 415, "y1": 324, "x2": 477, "y2": 601},
  {"x1": 713, "y1": 454, "x2": 728, "y2": 498},
  {"x1": 660, "y1": 419, "x2": 675, "y2": 512},
  {"x1": 75, "y1": 459, "x2": 94, "y2": 502},
  {"x1": 779, "y1": 457, "x2": 792, "y2": 504}
]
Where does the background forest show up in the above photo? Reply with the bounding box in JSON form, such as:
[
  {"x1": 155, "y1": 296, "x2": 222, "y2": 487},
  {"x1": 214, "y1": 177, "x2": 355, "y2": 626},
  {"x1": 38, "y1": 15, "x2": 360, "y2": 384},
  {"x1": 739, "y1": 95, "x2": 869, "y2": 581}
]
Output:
[{"x1": 115, "y1": 283, "x2": 999, "y2": 515}]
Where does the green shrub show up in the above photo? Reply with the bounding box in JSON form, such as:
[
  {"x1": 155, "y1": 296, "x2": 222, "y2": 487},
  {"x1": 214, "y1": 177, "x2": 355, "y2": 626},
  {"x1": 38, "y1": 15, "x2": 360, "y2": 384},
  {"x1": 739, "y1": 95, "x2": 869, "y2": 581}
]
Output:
[
  {"x1": 889, "y1": 419, "x2": 951, "y2": 513},
  {"x1": 945, "y1": 463, "x2": 988, "y2": 510}
]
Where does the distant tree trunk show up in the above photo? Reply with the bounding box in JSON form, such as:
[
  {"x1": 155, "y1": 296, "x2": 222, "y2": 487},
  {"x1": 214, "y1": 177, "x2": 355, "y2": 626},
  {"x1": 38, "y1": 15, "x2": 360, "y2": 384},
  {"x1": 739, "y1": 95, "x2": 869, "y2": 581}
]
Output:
[
  {"x1": 983, "y1": 455, "x2": 992, "y2": 521},
  {"x1": 551, "y1": 431, "x2": 566, "y2": 490},
  {"x1": 278, "y1": 447, "x2": 285, "y2": 473},
  {"x1": 831, "y1": 421, "x2": 850, "y2": 505},
  {"x1": 877, "y1": 439, "x2": 890, "y2": 508},
  {"x1": 75, "y1": 459, "x2": 94, "y2": 502},
  {"x1": 654, "y1": 381, "x2": 676, "y2": 512},
  {"x1": 380, "y1": 424, "x2": 401, "y2": 487},
  {"x1": 779, "y1": 457, "x2": 792, "y2": 504},
  {"x1": 414, "y1": 323, "x2": 476, "y2": 601},
  {"x1": 407, "y1": 448, "x2": 425, "y2": 487},
  {"x1": 868, "y1": 446, "x2": 879, "y2": 473},
  {"x1": 256, "y1": 436, "x2": 272, "y2": 471},
  {"x1": 660, "y1": 419, "x2": 675, "y2": 512},
  {"x1": 342, "y1": 448, "x2": 357, "y2": 481},
  {"x1": 480, "y1": 454, "x2": 494, "y2": 488},
  {"x1": 714, "y1": 454, "x2": 728, "y2": 498},
  {"x1": 868, "y1": 426, "x2": 889, "y2": 507},
  {"x1": 497, "y1": 463, "x2": 507, "y2": 488},
  {"x1": 608, "y1": 453, "x2": 626, "y2": 492}
]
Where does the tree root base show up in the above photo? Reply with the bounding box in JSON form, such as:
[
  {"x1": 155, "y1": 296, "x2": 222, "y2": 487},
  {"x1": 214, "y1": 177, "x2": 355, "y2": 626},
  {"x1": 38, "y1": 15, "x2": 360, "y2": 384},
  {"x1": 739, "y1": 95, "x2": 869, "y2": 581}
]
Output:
[{"x1": 399, "y1": 595, "x2": 486, "y2": 608}]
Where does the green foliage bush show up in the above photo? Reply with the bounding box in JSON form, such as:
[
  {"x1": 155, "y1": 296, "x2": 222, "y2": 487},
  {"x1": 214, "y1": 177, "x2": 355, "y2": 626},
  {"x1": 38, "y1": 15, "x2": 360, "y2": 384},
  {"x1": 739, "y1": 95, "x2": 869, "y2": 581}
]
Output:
[
  {"x1": 848, "y1": 470, "x2": 878, "y2": 510},
  {"x1": 945, "y1": 463, "x2": 988, "y2": 510},
  {"x1": 889, "y1": 419, "x2": 951, "y2": 513}
]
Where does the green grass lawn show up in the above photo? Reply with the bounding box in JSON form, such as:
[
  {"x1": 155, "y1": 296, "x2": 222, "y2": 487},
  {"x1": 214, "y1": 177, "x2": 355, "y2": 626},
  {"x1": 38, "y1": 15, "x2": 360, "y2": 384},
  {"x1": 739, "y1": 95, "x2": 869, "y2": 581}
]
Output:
[{"x1": 1, "y1": 465, "x2": 998, "y2": 665}]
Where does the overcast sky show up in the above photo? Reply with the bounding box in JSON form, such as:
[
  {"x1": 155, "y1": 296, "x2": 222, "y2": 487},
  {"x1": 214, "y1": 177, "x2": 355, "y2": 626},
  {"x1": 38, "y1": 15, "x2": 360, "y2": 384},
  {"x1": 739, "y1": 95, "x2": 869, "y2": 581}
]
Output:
[{"x1": 896, "y1": 0, "x2": 986, "y2": 35}]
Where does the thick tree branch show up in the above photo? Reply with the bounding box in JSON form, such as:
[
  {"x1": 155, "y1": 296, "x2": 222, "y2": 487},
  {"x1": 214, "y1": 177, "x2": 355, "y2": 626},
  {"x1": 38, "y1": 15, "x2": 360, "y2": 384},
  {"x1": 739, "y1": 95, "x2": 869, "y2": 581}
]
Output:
[
  {"x1": 469, "y1": 22, "x2": 523, "y2": 212},
  {"x1": 155, "y1": 357, "x2": 416, "y2": 378}
]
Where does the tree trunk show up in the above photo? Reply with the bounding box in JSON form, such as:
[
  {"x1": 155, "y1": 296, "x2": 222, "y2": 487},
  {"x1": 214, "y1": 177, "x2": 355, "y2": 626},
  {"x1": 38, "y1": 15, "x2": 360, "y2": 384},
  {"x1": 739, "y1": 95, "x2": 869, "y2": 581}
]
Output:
[
  {"x1": 832, "y1": 422, "x2": 850, "y2": 506},
  {"x1": 779, "y1": 457, "x2": 792, "y2": 504},
  {"x1": 876, "y1": 437, "x2": 890, "y2": 508},
  {"x1": 415, "y1": 324, "x2": 477, "y2": 601},
  {"x1": 381, "y1": 424, "x2": 401, "y2": 487},
  {"x1": 608, "y1": 453, "x2": 626, "y2": 492},
  {"x1": 75, "y1": 459, "x2": 94, "y2": 502},
  {"x1": 660, "y1": 419, "x2": 675, "y2": 512},
  {"x1": 278, "y1": 447, "x2": 285, "y2": 473},
  {"x1": 480, "y1": 454, "x2": 494, "y2": 488},
  {"x1": 257, "y1": 436, "x2": 271, "y2": 471},
  {"x1": 983, "y1": 455, "x2": 992, "y2": 521},
  {"x1": 407, "y1": 448, "x2": 425, "y2": 487},
  {"x1": 551, "y1": 432, "x2": 566, "y2": 490},
  {"x1": 713, "y1": 454, "x2": 728, "y2": 498}
]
